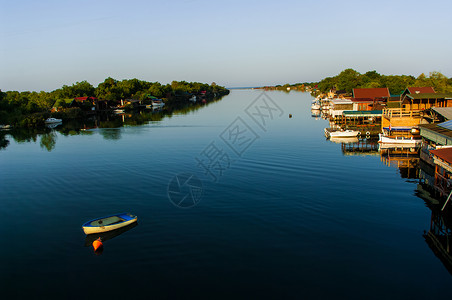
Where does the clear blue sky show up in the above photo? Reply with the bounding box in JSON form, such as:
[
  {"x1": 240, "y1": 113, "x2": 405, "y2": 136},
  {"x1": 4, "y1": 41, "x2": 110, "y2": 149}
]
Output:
[{"x1": 1, "y1": 0, "x2": 451, "y2": 91}]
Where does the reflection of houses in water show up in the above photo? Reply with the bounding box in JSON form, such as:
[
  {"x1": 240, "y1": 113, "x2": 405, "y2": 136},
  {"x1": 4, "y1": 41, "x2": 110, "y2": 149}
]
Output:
[
  {"x1": 419, "y1": 119, "x2": 452, "y2": 167},
  {"x1": 340, "y1": 139, "x2": 379, "y2": 156},
  {"x1": 423, "y1": 209, "x2": 452, "y2": 275},
  {"x1": 380, "y1": 147, "x2": 420, "y2": 179},
  {"x1": 417, "y1": 160, "x2": 452, "y2": 275}
]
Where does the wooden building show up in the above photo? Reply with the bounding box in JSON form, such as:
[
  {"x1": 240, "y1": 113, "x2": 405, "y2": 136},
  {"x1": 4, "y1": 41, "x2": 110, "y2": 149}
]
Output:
[
  {"x1": 402, "y1": 93, "x2": 452, "y2": 110},
  {"x1": 401, "y1": 86, "x2": 436, "y2": 100},
  {"x1": 419, "y1": 120, "x2": 452, "y2": 167},
  {"x1": 382, "y1": 87, "x2": 439, "y2": 129},
  {"x1": 429, "y1": 148, "x2": 452, "y2": 198},
  {"x1": 350, "y1": 98, "x2": 386, "y2": 111},
  {"x1": 329, "y1": 99, "x2": 353, "y2": 117}
]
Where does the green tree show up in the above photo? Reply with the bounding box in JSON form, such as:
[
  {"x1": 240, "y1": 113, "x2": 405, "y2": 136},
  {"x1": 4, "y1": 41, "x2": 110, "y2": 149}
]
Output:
[
  {"x1": 336, "y1": 68, "x2": 361, "y2": 93},
  {"x1": 95, "y1": 77, "x2": 120, "y2": 100},
  {"x1": 429, "y1": 71, "x2": 452, "y2": 93}
]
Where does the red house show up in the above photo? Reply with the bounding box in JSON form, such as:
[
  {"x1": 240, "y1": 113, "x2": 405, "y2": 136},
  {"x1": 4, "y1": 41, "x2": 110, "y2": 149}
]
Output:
[{"x1": 352, "y1": 88, "x2": 390, "y2": 100}]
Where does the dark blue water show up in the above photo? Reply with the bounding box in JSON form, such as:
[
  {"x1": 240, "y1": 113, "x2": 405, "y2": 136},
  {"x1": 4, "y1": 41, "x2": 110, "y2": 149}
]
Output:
[{"x1": 1, "y1": 90, "x2": 451, "y2": 299}]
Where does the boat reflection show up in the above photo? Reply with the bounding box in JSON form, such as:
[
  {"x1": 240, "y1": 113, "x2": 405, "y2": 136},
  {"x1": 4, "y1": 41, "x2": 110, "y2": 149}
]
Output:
[
  {"x1": 46, "y1": 121, "x2": 62, "y2": 129},
  {"x1": 84, "y1": 221, "x2": 138, "y2": 247},
  {"x1": 329, "y1": 137, "x2": 359, "y2": 144},
  {"x1": 311, "y1": 110, "x2": 320, "y2": 117}
]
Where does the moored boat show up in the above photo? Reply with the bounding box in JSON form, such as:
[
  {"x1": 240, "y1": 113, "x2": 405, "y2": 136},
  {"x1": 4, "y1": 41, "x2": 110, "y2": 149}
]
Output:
[
  {"x1": 311, "y1": 102, "x2": 321, "y2": 110},
  {"x1": 84, "y1": 222, "x2": 138, "y2": 246},
  {"x1": 45, "y1": 117, "x2": 62, "y2": 123},
  {"x1": 152, "y1": 99, "x2": 165, "y2": 107},
  {"x1": 82, "y1": 213, "x2": 138, "y2": 235},
  {"x1": 378, "y1": 133, "x2": 422, "y2": 147},
  {"x1": 325, "y1": 128, "x2": 360, "y2": 138}
]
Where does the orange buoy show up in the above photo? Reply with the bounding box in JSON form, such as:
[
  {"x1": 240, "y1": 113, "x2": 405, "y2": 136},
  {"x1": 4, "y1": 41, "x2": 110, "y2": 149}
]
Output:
[{"x1": 92, "y1": 238, "x2": 103, "y2": 252}]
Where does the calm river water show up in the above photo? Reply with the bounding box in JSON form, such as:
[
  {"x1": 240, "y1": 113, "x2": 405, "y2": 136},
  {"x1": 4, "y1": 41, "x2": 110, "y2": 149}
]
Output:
[{"x1": 1, "y1": 90, "x2": 451, "y2": 299}]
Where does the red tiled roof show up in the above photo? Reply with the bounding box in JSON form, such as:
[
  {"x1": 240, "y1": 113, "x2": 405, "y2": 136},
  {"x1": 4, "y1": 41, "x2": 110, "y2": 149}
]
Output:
[
  {"x1": 430, "y1": 148, "x2": 452, "y2": 165},
  {"x1": 74, "y1": 96, "x2": 98, "y2": 101},
  {"x1": 352, "y1": 88, "x2": 390, "y2": 99},
  {"x1": 407, "y1": 87, "x2": 436, "y2": 94}
]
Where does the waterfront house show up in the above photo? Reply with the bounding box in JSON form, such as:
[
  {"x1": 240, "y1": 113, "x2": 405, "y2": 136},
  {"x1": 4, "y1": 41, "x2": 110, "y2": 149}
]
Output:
[
  {"x1": 352, "y1": 88, "x2": 390, "y2": 100},
  {"x1": 340, "y1": 110, "x2": 383, "y2": 134},
  {"x1": 381, "y1": 87, "x2": 443, "y2": 129},
  {"x1": 401, "y1": 86, "x2": 436, "y2": 100},
  {"x1": 329, "y1": 98, "x2": 353, "y2": 118},
  {"x1": 328, "y1": 96, "x2": 385, "y2": 134},
  {"x1": 73, "y1": 97, "x2": 114, "y2": 111},
  {"x1": 419, "y1": 120, "x2": 452, "y2": 165},
  {"x1": 429, "y1": 147, "x2": 452, "y2": 198},
  {"x1": 402, "y1": 93, "x2": 452, "y2": 110},
  {"x1": 350, "y1": 98, "x2": 386, "y2": 111}
]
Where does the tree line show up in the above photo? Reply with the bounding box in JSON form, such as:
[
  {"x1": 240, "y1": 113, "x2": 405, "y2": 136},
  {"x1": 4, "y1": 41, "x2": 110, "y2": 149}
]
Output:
[
  {"x1": 310, "y1": 69, "x2": 452, "y2": 95},
  {"x1": 0, "y1": 78, "x2": 229, "y2": 127}
]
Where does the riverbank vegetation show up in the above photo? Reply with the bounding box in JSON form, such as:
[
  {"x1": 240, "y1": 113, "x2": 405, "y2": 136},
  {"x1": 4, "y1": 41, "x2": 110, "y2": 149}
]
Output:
[
  {"x1": 310, "y1": 69, "x2": 452, "y2": 95},
  {"x1": 261, "y1": 69, "x2": 452, "y2": 95},
  {"x1": 0, "y1": 78, "x2": 229, "y2": 128}
]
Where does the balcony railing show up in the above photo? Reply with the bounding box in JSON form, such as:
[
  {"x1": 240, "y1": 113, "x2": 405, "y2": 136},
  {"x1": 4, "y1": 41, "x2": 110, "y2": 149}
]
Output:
[{"x1": 383, "y1": 108, "x2": 422, "y2": 119}]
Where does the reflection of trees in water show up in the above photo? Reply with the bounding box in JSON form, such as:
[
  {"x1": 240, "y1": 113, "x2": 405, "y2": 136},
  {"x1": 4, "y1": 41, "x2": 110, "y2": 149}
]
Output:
[
  {"x1": 99, "y1": 129, "x2": 121, "y2": 140},
  {"x1": 0, "y1": 95, "x2": 227, "y2": 149},
  {"x1": 0, "y1": 133, "x2": 10, "y2": 150},
  {"x1": 9, "y1": 128, "x2": 41, "y2": 143},
  {"x1": 40, "y1": 132, "x2": 57, "y2": 152}
]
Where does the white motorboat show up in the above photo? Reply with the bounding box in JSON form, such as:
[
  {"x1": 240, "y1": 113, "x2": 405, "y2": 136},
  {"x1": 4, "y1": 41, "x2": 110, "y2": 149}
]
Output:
[
  {"x1": 311, "y1": 103, "x2": 321, "y2": 110},
  {"x1": 152, "y1": 99, "x2": 165, "y2": 107},
  {"x1": 325, "y1": 128, "x2": 360, "y2": 138},
  {"x1": 378, "y1": 133, "x2": 421, "y2": 147},
  {"x1": 45, "y1": 118, "x2": 62, "y2": 123}
]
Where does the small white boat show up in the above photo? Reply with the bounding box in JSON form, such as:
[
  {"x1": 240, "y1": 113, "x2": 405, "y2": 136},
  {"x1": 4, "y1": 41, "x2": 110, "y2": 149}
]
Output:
[
  {"x1": 152, "y1": 99, "x2": 165, "y2": 107},
  {"x1": 378, "y1": 134, "x2": 421, "y2": 147},
  {"x1": 311, "y1": 103, "x2": 321, "y2": 110},
  {"x1": 45, "y1": 118, "x2": 62, "y2": 123},
  {"x1": 82, "y1": 213, "x2": 138, "y2": 235},
  {"x1": 325, "y1": 128, "x2": 360, "y2": 138}
]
